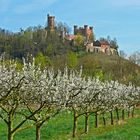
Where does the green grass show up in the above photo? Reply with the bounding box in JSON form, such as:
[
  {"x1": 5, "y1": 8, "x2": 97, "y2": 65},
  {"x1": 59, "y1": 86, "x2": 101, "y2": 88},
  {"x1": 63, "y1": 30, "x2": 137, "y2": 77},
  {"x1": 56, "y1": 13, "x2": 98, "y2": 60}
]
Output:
[{"x1": 0, "y1": 109, "x2": 140, "y2": 140}]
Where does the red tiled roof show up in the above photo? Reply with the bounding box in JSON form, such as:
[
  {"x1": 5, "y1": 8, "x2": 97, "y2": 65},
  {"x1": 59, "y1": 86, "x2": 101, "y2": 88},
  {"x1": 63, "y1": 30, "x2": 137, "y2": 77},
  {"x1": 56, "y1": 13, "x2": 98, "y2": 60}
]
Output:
[{"x1": 99, "y1": 40, "x2": 110, "y2": 45}]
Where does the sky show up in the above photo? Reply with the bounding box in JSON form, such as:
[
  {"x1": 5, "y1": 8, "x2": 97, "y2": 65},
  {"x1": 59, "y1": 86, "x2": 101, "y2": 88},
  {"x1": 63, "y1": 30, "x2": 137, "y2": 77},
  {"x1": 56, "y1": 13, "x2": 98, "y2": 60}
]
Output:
[{"x1": 0, "y1": 0, "x2": 140, "y2": 54}]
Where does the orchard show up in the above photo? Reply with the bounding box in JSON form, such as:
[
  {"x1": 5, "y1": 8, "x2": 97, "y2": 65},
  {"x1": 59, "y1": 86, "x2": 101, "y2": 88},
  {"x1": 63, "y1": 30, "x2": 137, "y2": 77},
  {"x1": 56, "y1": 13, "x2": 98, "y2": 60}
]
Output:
[{"x1": 0, "y1": 57, "x2": 140, "y2": 140}]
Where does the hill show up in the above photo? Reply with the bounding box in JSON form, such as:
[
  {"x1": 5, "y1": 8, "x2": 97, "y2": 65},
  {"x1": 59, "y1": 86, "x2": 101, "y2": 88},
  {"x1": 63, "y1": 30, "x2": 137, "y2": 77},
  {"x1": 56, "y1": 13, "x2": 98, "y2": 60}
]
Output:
[{"x1": 50, "y1": 53, "x2": 140, "y2": 86}]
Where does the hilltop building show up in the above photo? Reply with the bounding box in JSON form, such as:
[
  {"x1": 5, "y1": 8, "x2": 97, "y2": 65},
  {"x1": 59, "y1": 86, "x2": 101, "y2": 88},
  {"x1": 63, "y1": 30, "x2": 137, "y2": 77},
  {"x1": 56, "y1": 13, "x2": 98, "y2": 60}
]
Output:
[
  {"x1": 86, "y1": 40, "x2": 118, "y2": 55},
  {"x1": 74, "y1": 25, "x2": 94, "y2": 42},
  {"x1": 46, "y1": 14, "x2": 118, "y2": 55},
  {"x1": 46, "y1": 14, "x2": 67, "y2": 40}
]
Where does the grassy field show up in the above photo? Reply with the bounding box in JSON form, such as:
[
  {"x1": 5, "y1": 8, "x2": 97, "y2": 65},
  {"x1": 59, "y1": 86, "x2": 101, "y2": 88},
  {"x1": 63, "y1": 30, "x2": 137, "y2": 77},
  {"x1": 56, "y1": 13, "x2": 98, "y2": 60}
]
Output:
[{"x1": 0, "y1": 109, "x2": 140, "y2": 140}]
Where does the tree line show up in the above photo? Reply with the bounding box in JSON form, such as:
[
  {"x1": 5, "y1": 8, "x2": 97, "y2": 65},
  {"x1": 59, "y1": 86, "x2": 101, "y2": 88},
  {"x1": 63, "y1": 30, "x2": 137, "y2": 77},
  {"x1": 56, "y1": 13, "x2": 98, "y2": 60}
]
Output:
[
  {"x1": 0, "y1": 23, "x2": 72, "y2": 59},
  {"x1": 0, "y1": 22, "x2": 121, "y2": 60}
]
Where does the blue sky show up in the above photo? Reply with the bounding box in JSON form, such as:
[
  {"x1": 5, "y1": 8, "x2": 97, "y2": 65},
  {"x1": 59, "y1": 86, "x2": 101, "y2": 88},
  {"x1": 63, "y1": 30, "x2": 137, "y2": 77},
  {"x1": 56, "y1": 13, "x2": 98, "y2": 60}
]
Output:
[{"x1": 0, "y1": 0, "x2": 140, "y2": 54}]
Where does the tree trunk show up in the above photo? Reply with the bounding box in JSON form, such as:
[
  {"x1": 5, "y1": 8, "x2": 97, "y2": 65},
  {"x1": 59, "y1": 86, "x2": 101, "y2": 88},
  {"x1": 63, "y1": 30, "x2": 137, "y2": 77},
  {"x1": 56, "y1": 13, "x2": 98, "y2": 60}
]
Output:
[
  {"x1": 8, "y1": 133, "x2": 14, "y2": 140},
  {"x1": 36, "y1": 124, "x2": 41, "y2": 140},
  {"x1": 110, "y1": 111, "x2": 114, "y2": 125},
  {"x1": 95, "y1": 112, "x2": 98, "y2": 128},
  {"x1": 7, "y1": 111, "x2": 14, "y2": 140},
  {"x1": 122, "y1": 109, "x2": 125, "y2": 120},
  {"x1": 116, "y1": 108, "x2": 120, "y2": 122},
  {"x1": 8, "y1": 125, "x2": 14, "y2": 140},
  {"x1": 131, "y1": 107, "x2": 135, "y2": 118},
  {"x1": 84, "y1": 113, "x2": 89, "y2": 134},
  {"x1": 73, "y1": 111, "x2": 78, "y2": 138},
  {"x1": 128, "y1": 109, "x2": 130, "y2": 118},
  {"x1": 7, "y1": 118, "x2": 14, "y2": 140},
  {"x1": 102, "y1": 114, "x2": 106, "y2": 126}
]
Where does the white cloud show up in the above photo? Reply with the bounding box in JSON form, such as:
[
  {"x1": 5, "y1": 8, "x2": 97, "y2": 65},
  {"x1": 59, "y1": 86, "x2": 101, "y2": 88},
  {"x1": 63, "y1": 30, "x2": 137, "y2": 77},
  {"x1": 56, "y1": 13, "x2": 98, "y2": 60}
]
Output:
[{"x1": 13, "y1": 0, "x2": 58, "y2": 14}]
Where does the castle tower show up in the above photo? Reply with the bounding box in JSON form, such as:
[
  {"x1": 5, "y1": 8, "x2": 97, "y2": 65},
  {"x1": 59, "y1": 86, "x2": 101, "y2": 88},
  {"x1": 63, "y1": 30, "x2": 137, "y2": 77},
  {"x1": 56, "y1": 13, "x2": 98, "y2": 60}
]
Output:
[
  {"x1": 74, "y1": 25, "x2": 78, "y2": 35},
  {"x1": 89, "y1": 26, "x2": 94, "y2": 41},
  {"x1": 47, "y1": 14, "x2": 55, "y2": 32},
  {"x1": 84, "y1": 25, "x2": 88, "y2": 41},
  {"x1": 89, "y1": 26, "x2": 93, "y2": 30},
  {"x1": 84, "y1": 25, "x2": 88, "y2": 34}
]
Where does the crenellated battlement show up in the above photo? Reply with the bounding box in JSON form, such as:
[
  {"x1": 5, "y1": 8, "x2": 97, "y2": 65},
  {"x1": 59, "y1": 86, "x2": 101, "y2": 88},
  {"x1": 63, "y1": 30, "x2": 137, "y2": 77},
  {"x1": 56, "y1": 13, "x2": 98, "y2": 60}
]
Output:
[{"x1": 74, "y1": 25, "x2": 94, "y2": 42}]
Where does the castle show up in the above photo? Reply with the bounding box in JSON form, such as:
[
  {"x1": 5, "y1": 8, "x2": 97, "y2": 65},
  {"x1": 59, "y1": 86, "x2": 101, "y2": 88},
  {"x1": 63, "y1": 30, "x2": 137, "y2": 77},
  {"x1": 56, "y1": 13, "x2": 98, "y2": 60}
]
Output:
[
  {"x1": 46, "y1": 14, "x2": 118, "y2": 55},
  {"x1": 74, "y1": 25, "x2": 93, "y2": 42}
]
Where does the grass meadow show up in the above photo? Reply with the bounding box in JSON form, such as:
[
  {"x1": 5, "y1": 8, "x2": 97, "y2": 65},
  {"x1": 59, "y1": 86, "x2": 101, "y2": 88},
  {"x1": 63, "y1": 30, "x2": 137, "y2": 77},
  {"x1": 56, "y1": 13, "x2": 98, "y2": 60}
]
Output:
[{"x1": 0, "y1": 109, "x2": 140, "y2": 140}]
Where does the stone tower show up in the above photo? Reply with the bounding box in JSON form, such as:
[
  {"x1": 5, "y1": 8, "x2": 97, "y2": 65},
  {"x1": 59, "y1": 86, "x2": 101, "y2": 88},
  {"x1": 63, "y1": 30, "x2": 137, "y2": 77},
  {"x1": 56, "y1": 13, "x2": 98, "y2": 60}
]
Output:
[{"x1": 47, "y1": 14, "x2": 55, "y2": 32}]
